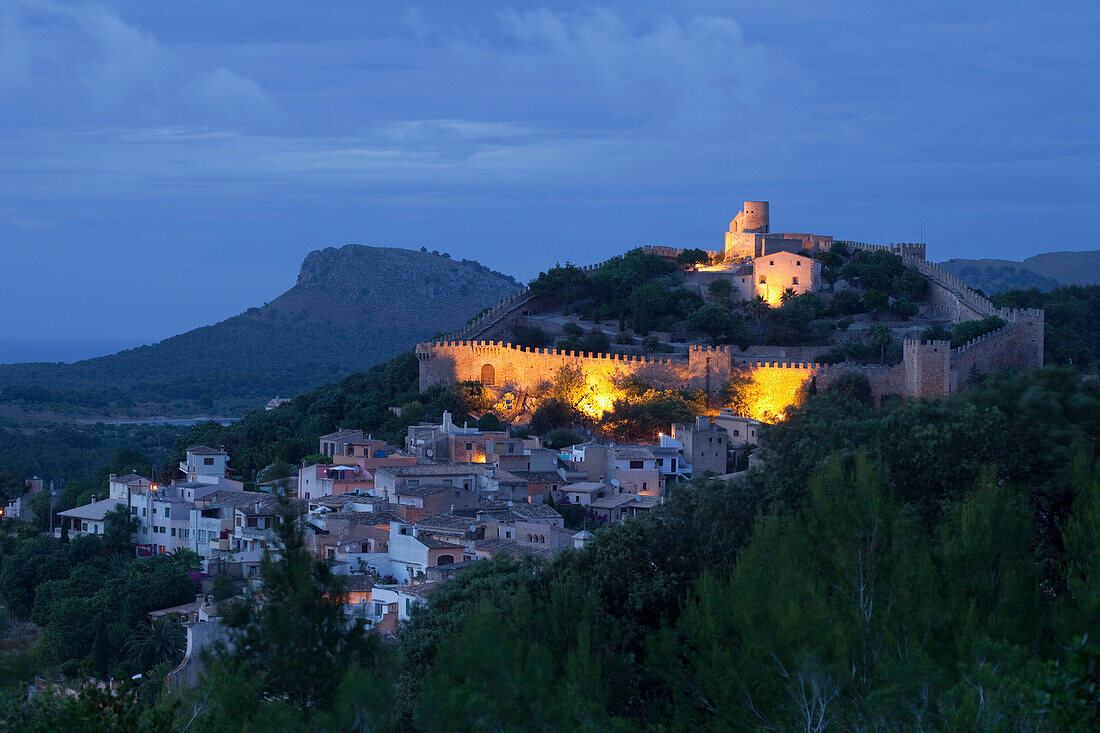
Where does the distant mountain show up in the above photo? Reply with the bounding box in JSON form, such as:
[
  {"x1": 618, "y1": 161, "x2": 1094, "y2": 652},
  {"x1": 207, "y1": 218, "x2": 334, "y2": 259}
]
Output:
[
  {"x1": 939, "y1": 250, "x2": 1100, "y2": 294},
  {"x1": 1023, "y1": 250, "x2": 1100, "y2": 286},
  {"x1": 0, "y1": 245, "x2": 520, "y2": 417}
]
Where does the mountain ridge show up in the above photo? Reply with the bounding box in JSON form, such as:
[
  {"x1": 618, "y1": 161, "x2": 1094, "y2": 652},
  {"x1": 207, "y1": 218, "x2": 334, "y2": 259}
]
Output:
[
  {"x1": 0, "y1": 245, "x2": 521, "y2": 417},
  {"x1": 939, "y1": 249, "x2": 1100, "y2": 294}
]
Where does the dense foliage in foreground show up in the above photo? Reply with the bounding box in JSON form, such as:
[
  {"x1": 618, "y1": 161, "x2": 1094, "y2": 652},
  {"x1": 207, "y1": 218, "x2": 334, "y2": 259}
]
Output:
[
  {"x1": 3, "y1": 366, "x2": 1097, "y2": 731},
  {"x1": 0, "y1": 523, "x2": 197, "y2": 695}
]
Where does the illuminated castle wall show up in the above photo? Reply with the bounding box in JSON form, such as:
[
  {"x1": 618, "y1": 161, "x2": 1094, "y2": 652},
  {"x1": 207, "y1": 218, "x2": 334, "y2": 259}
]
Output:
[{"x1": 417, "y1": 312, "x2": 1042, "y2": 422}]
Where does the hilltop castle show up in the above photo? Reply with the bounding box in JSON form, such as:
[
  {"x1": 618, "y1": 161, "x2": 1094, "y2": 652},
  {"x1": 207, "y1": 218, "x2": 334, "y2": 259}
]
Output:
[{"x1": 416, "y1": 202, "x2": 1043, "y2": 420}]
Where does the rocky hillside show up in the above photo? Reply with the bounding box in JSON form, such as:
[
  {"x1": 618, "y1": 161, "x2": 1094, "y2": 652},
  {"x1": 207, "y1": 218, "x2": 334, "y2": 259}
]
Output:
[
  {"x1": 0, "y1": 245, "x2": 520, "y2": 417},
  {"x1": 940, "y1": 250, "x2": 1100, "y2": 294}
]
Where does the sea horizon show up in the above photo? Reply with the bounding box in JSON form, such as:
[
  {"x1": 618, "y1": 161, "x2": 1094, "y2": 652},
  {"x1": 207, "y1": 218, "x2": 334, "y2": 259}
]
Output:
[{"x1": 0, "y1": 336, "x2": 147, "y2": 365}]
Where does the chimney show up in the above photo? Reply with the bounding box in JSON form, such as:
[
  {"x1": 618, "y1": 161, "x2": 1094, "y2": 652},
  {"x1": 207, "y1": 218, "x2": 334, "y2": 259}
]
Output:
[{"x1": 90, "y1": 495, "x2": 96, "y2": 504}]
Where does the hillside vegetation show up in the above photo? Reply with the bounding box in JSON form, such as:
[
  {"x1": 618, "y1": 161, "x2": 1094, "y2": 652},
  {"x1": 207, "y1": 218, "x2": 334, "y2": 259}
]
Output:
[
  {"x1": 524, "y1": 245, "x2": 928, "y2": 359},
  {"x1": 0, "y1": 246, "x2": 519, "y2": 419}
]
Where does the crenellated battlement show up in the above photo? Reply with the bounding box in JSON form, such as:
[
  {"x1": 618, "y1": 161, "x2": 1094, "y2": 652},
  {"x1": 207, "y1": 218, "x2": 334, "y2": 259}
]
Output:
[
  {"x1": 423, "y1": 339, "x2": 690, "y2": 366},
  {"x1": 842, "y1": 241, "x2": 928, "y2": 261}
]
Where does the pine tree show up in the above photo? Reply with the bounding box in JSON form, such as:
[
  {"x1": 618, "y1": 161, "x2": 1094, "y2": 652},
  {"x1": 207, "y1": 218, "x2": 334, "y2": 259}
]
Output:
[{"x1": 221, "y1": 498, "x2": 374, "y2": 714}]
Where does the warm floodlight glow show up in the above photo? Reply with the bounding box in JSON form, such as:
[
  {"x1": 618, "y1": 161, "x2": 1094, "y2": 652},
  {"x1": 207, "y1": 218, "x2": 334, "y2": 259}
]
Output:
[{"x1": 739, "y1": 366, "x2": 810, "y2": 423}]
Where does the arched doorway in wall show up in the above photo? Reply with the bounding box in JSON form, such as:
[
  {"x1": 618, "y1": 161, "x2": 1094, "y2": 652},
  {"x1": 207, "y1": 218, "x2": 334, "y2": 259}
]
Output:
[
  {"x1": 437, "y1": 555, "x2": 455, "y2": 565},
  {"x1": 481, "y1": 363, "x2": 496, "y2": 386}
]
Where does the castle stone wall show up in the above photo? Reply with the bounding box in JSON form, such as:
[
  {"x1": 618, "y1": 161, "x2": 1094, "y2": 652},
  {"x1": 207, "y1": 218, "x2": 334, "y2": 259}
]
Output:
[
  {"x1": 949, "y1": 308, "x2": 1045, "y2": 390},
  {"x1": 418, "y1": 340, "x2": 908, "y2": 421},
  {"x1": 904, "y1": 339, "x2": 951, "y2": 398},
  {"x1": 418, "y1": 341, "x2": 697, "y2": 393}
]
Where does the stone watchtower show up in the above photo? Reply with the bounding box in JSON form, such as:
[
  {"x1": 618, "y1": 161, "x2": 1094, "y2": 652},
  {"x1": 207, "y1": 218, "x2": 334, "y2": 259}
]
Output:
[
  {"x1": 903, "y1": 339, "x2": 951, "y2": 398},
  {"x1": 725, "y1": 201, "x2": 771, "y2": 260},
  {"x1": 731, "y1": 201, "x2": 769, "y2": 234}
]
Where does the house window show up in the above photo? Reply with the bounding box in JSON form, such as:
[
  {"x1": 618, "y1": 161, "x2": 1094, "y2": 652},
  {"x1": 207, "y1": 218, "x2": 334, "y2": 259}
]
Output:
[
  {"x1": 171, "y1": 528, "x2": 176, "y2": 537},
  {"x1": 465, "y1": 443, "x2": 473, "y2": 451},
  {"x1": 81, "y1": 522, "x2": 88, "y2": 532},
  {"x1": 656, "y1": 459, "x2": 663, "y2": 466},
  {"x1": 629, "y1": 460, "x2": 643, "y2": 469},
  {"x1": 246, "y1": 517, "x2": 257, "y2": 528},
  {"x1": 199, "y1": 530, "x2": 207, "y2": 542},
  {"x1": 759, "y1": 276, "x2": 766, "y2": 284},
  {"x1": 792, "y1": 277, "x2": 799, "y2": 285},
  {"x1": 204, "y1": 457, "x2": 214, "y2": 466},
  {"x1": 733, "y1": 429, "x2": 740, "y2": 436},
  {"x1": 164, "y1": 507, "x2": 170, "y2": 518},
  {"x1": 142, "y1": 508, "x2": 146, "y2": 516},
  {"x1": 769, "y1": 260, "x2": 774, "y2": 265},
  {"x1": 407, "y1": 479, "x2": 419, "y2": 486},
  {"x1": 796, "y1": 260, "x2": 802, "y2": 266},
  {"x1": 130, "y1": 506, "x2": 136, "y2": 514}
]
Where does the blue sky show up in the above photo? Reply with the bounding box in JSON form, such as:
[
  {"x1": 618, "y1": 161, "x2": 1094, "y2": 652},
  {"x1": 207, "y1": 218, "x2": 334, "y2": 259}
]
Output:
[{"x1": 1, "y1": 1, "x2": 1097, "y2": 346}]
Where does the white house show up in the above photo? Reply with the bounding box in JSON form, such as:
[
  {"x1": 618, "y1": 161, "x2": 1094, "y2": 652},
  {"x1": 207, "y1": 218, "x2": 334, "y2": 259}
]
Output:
[
  {"x1": 180, "y1": 446, "x2": 228, "y2": 483},
  {"x1": 58, "y1": 498, "x2": 124, "y2": 537}
]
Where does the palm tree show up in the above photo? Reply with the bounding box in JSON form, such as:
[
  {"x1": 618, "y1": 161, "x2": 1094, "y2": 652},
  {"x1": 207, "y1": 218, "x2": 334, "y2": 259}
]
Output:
[
  {"x1": 780, "y1": 287, "x2": 797, "y2": 304},
  {"x1": 126, "y1": 615, "x2": 186, "y2": 672},
  {"x1": 746, "y1": 295, "x2": 770, "y2": 340},
  {"x1": 868, "y1": 322, "x2": 892, "y2": 365},
  {"x1": 167, "y1": 547, "x2": 202, "y2": 573}
]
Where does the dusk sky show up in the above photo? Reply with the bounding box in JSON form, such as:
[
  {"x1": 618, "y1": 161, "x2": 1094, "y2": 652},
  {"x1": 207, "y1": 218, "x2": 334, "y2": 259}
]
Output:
[{"x1": 2, "y1": 1, "x2": 1097, "y2": 351}]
